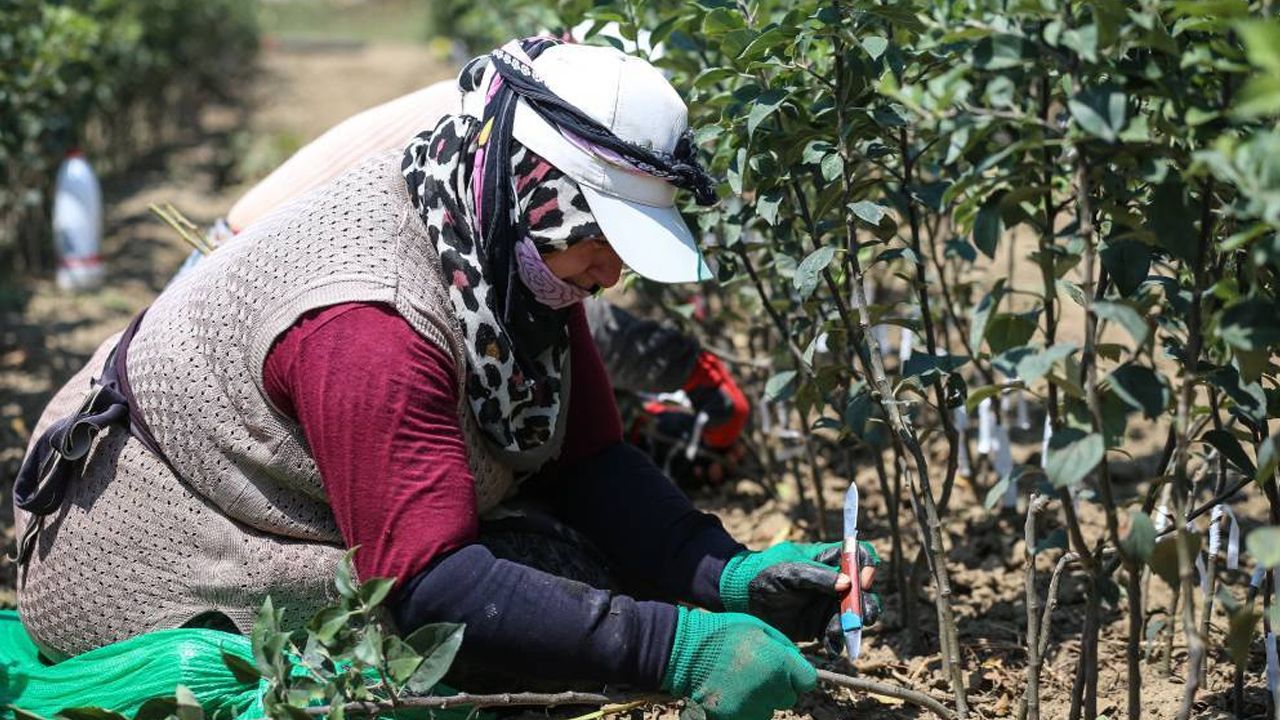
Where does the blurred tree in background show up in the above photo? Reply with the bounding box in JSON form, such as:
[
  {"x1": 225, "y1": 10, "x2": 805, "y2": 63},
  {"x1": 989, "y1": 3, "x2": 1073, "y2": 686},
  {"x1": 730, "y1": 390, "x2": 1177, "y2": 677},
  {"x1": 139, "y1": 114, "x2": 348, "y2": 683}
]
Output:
[{"x1": 0, "y1": 0, "x2": 259, "y2": 276}]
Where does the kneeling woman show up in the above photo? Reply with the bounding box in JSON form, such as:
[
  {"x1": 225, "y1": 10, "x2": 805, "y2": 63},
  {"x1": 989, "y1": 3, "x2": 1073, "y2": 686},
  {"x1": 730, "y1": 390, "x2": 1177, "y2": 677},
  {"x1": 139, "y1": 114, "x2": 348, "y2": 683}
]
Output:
[{"x1": 15, "y1": 39, "x2": 876, "y2": 720}]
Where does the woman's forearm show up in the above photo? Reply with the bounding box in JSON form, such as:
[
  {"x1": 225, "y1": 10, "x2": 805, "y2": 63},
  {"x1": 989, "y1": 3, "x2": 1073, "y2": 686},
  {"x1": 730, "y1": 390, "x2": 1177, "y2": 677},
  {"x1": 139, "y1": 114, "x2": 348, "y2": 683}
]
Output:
[{"x1": 394, "y1": 543, "x2": 677, "y2": 689}]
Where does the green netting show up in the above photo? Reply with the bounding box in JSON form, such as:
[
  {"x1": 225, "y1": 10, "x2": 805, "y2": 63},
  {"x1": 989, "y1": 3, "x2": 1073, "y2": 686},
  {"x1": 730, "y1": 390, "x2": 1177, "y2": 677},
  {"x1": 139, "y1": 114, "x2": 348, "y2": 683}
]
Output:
[{"x1": 0, "y1": 610, "x2": 262, "y2": 719}]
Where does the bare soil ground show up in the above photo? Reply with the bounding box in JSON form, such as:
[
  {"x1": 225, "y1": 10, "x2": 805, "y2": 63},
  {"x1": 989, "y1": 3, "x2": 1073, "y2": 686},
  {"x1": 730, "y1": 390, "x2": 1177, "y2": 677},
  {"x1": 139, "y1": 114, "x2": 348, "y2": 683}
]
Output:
[{"x1": 0, "y1": 40, "x2": 1273, "y2": 720}]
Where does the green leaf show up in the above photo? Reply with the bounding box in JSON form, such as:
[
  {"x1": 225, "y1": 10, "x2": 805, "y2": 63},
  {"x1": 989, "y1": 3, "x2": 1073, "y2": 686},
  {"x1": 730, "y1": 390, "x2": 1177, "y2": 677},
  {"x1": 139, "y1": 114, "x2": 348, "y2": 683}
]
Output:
[
  {"x1": 756, "y1": 189, "x2": 784, "y2": 226},
  {"x1": 801, "y1": 140, "x2": 834, "y2": 164},
  {"x1": 984, "y1": 474, "x2": 1012, "y2": 510},
  {"x1": 694, "y1": 67, "x2": 737, "y2": 89},
  {"x1": 866, "y1": 4, "x2": 924, "y2": 32},
  {"x1": 335, "y1": 549, "x2": 358, "y2": 599},
  {"x1": 134, "y1": 699, "x2": 179, "y2": 720},
  {"x1": 358, "y1": 577, "x2": 395, "y2": 609},
  {"x1": 13, "y1": 710, "x2": 53, "y2": 720},
  {"x1": 746, "y1": 89, "x2": 787, "y2": 137},
  {"x1": 727, "y1": 148, "x2": 747, "y2": 195},
  {"x1": 844, "y1": 384, "x2": 873, "y2": 439},
  {"x1": 1227, "y1": 607, "x2": 1259, "y2": 670},
  {"x1": 1236, "y1": 348, "x2": 1272, "y2": 385},
  {"x1": 1248, "y1": 526, "x2": 1280, "y2": 568},
  {"x1": 1096, "y1": 343, "x2": 1126, "y2": 362},
  {"x1": 1045, "y1": 428, "x2": 1103, "y2": 488},
  {"x1": 969, "y1": 280, "x2": 1007, "y2": 354},
  {"x1": 1098, "y1": 389, "x2": 1130, "y2": 449},
  {"x1": 648, "y1": 13, "x2": 685, "y2": 47},
  {"x1": 173, "y1": 686, "x2": 203, "y2": 720},
  {"x1": 1148, "y1": 533, "x2": 1202, "y2": 590},
  {"x1": 985, "y1": 75, "x2": 1016, "y2": 108},
  {"x1": 902, "y1": 353, "x2": 970, "y2": 384},
  {"x1": 1201, "y1": 429, "x2": 1257, "y2": 476},
  {"x1": 1233, "y1": 74, "x2": 1280, "y2": 118},
  {"x1": 1257, "y1": 433, "x2": 1280, "y2": 484},
  {"x1": 1121, "y1": 511, "x2": 1156, "y2": 562},
  {"x1": 738, "y1": 26, "x2": 793, "y2": 62},
  {"x1": 251, "y1": 597, "x2": 288, "y2": 680},
  {"x1": 1060, "y1": 279, "x2": 1087, "y2": 309},
  {"x1": 56, "y1": 710, "x2": 128, "y2": 720},
  {"x1": 404, "y1": 623, "x2": 466, "y2": 693},
  {"x1": 1206, "y1": 364, "x2": 1267, "y2": 422},
  {"x1": 702, "y1": 8, "x2": 746, "y2": 36},
  {"x1": 384, "y1": 636, "x2": 424, "y2": 684},
  {"x1": 848, "y1": 200, "x2": 888, "y2": 226},
  {"x1": 872, "y1": 247, "x2": 919, "y2": 267},
  {"x1": 1219, "y1": 298, "x2": 1280, "y2": 351},
  {"x1": 764, "y1": 370, "x2": 799, "y2": 402},
  {"x1": 964, "y1": 384, "x2": 1003, "y2": 415},
  {"x1": 1068, "y1": 86, "x2": 1127, "y2": 142},
  {"x1": 680, "y1": 702, "x2": 708, "y2": 720},
  {"x1": 794, "y1": 246, "x2": 836, "y2": 301},
  {"x1": 1147, "y1": 179, "x2": 1198, "y2": 263},
  {"x1": 820, "y1": 153, "x2": 843, "y2": 182},
  {"x1": 973, "y1": 34, "x2": 1027, "y2": 69},
  {"x1": 973, "y1": 199, "x2": 1003, "y2": 259},
  {"x1": 1035, "y1": 528, "x2": 1068, "y2": 555},
  {"x1": 861, "y1": 36, "x2": 888, "y2": 60},
  {"x1": 308, "y1": 607, "x2": 352, "y2": 645},
  {"x1": 1104, "y1": 364, "x2": 1169, "y2": 419},
  {"x1": 1237, "y1": 19, "x2": 1280, "y2": 72},
  {"x1": 1060, "y1": 24, "x2": 1098, "y2": 61},
  {"x1": 945, "y1": 238, "x2": 977, "y2": 262},
  {"x1": 1093, "y1": 300, "x2": 1149, "y2": 347},
  {"x1": 221, "y1": 650, "x2": 263, "y2": 684},
  {"x1": 1173, "y1": 0, "x2": 1249, "y2": 18},
  {"x1": 1016, "y1": 343, "x2": 1078, "y2": 383},
  {"x1": 353, "y1": 624, "x2": 384, "y2": 666},
  {"x1": 985, "y1": 314, "x2": 1037, "y2": 354},
  {"x1": 1100, "y1": 240, "x2": 1151, "y2": 297}
]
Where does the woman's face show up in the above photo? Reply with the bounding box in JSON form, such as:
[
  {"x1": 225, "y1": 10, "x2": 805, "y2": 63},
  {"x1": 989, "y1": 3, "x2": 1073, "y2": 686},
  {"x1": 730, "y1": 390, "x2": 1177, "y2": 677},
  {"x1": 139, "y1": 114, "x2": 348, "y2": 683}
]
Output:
[{"x1": 542, "y1": 238, "x2": 624, "y2": 290}]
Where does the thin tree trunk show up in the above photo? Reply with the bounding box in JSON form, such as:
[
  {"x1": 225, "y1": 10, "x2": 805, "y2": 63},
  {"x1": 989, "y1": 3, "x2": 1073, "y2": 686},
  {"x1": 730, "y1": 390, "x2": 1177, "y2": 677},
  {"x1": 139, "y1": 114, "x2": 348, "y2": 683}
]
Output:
[{"x1": 1023, "y1": 495, "x2": 1050, "y2": 720}]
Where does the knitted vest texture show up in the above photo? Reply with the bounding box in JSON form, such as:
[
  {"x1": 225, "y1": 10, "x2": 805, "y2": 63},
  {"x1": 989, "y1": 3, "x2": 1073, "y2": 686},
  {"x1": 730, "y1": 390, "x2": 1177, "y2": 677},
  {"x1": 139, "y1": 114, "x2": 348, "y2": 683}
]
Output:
[{"x1": 15, "y1": 151, "x2": 562, "y2": 658}]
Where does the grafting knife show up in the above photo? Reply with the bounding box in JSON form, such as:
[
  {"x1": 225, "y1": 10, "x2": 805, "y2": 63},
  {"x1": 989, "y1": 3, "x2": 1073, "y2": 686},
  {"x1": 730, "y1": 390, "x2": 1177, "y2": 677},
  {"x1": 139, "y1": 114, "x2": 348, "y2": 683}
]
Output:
[{"x1": 838, "y1": 482, "x2": 863, "y2": 659}]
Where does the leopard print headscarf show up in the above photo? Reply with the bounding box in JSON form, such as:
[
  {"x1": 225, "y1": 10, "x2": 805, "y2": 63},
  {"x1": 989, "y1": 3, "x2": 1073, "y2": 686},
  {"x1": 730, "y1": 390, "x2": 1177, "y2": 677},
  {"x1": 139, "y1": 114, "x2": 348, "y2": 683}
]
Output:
[
  {"x1": 512, "y1": 145, "x2": 601, "y2": 309},
  {"x1": 403, "y1": 36, "x2": 713, "y2": 463},
  {"x1": 401, "y1": 113, "x2": 598, "y2": 462}
]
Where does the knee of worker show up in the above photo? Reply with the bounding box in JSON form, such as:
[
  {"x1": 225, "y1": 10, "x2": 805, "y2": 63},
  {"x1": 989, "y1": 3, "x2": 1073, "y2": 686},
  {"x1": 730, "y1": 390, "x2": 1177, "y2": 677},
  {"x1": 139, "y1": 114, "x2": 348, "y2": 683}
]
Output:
[{"x1": 474, "y1": 508, "x2": 618, "y2": 592}]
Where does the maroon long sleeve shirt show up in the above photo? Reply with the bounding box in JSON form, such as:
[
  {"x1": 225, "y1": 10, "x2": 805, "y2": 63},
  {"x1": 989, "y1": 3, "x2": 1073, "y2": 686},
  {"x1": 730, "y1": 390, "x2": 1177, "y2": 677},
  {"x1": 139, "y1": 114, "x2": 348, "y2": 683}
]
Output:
[{"x1": 261, "y1": 301, "x2": 742, "y2": 688}]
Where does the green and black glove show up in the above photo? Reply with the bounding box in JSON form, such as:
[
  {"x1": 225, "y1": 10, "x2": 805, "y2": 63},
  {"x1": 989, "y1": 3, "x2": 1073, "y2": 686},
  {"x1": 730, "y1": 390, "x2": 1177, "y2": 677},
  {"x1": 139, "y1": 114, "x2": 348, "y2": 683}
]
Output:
[
  {"x1": 719, "y1": 541, "x2": 881, "y2": 642},
  {"x1": 661, "y1": 607, "x2": 815, "y2": 720}
]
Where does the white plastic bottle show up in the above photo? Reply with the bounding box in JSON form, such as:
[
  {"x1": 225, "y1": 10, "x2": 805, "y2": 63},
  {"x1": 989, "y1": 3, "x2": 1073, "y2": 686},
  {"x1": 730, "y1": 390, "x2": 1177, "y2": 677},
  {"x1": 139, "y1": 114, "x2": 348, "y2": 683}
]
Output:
[{"x1": 52, "y1": 149, "x2": 104, "y2": 291}]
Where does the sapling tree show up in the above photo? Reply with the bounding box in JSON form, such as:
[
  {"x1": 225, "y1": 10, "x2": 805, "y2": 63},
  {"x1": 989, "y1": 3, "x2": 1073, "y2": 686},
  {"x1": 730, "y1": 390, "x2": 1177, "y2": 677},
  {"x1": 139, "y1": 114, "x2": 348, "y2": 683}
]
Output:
[{"x1": 506, "y1": 1, "x2": 1280, "y2": 717}]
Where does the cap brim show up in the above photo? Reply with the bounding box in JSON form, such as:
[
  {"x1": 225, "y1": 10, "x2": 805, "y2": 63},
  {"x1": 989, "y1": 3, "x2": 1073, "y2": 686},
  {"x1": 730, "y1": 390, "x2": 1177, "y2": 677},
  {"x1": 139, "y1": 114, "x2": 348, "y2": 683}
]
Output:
[{"x1": 580, "y1": 186, "x2": 711, "y2": 284}]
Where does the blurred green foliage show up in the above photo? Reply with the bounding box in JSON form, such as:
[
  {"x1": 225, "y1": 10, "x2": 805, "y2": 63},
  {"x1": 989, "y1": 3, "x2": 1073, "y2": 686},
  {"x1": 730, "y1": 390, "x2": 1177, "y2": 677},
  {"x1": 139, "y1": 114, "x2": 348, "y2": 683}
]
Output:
[
  {"x1": 425, "y1": 2, "x2": 1280, "y2": 708},
  {"x1": 259, "y1": 0, "x2": 433, "y2": 45},
  {"x1": 0, "y1": 0, "x2": 259, "y2": 275}
]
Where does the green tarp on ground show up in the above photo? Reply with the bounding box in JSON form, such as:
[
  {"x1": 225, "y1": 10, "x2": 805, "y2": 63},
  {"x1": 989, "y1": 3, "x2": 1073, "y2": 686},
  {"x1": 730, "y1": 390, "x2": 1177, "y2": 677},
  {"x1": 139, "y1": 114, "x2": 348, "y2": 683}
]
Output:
[
  {"x1": 0, "y1": 611, "x2": 481, "y2": 720},
  {"x1": 0, "y1": 609, "x2": 262, "y2": 719}
]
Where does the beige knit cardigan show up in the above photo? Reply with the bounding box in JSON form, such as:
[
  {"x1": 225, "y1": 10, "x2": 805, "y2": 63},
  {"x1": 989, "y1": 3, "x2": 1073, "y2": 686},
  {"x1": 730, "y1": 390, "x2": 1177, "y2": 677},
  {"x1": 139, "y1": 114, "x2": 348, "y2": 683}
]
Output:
[{"x1": 15, "y1": 150, "x2": 567, "y2": 659}]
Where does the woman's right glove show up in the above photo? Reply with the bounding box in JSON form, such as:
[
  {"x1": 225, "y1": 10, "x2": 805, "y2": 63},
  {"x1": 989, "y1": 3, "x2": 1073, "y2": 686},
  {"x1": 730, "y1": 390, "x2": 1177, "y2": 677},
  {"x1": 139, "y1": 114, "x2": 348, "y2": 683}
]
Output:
[
  {"x1": 719, "y1": 541, "x2": 881, "y2": 643},
  {"x1": 661, "y1": 607, "x2": 816, "y2": 720}
]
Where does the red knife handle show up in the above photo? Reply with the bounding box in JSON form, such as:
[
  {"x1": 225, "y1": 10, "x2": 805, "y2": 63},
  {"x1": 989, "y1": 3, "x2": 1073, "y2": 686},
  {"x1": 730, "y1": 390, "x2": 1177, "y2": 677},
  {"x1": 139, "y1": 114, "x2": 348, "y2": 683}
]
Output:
[{"x1": 839, "y1": 539, "x2": 863, "y2": 628}]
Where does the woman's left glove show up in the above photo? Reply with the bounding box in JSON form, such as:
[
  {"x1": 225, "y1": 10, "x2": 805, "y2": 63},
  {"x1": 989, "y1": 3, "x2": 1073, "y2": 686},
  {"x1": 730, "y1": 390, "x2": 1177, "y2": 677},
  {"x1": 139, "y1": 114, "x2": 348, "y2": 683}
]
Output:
[{"x1": 718, "y1": 541, "x2": 881, "y2": 642}]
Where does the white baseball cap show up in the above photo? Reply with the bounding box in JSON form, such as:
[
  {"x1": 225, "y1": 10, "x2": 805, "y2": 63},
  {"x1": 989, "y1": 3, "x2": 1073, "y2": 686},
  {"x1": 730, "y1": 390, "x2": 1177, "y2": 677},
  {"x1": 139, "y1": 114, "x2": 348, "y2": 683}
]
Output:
[{"x1": 474, "y1": 43, "x2": 713, "y2": 284}]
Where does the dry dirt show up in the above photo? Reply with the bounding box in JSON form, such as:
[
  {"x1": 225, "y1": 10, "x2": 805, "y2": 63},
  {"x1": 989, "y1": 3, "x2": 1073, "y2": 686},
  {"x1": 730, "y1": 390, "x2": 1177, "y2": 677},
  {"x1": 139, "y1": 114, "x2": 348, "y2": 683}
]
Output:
[{"x1": 0, "y1": 40, "x2": 1274, "y2": 720}]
